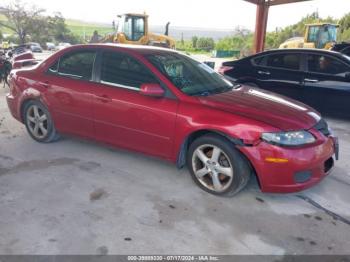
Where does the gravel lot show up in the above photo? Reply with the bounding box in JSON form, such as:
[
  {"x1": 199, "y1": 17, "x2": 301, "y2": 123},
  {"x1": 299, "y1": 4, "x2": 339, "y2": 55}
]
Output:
[{"x1": 0, "y1": 52, "x2": 349, "y2": 255}]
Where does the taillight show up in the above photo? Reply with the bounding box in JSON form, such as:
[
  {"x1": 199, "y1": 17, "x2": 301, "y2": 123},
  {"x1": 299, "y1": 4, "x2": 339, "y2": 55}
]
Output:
[
  {"x1": 218, "y1": 66, "x2": 233, "y2": 75},
  {"x1": 8, "y1": 73, "x2": 18, "y2": 96}
]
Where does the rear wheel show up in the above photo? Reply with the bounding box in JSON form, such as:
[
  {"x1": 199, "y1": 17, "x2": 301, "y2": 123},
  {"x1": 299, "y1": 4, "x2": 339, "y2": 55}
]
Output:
[
  {"x1": 187, "y1": 134, "x2": 251, "y2": 197},
  {"x1": 23, "y1": 100, "x2": 60, "y2": 143}
]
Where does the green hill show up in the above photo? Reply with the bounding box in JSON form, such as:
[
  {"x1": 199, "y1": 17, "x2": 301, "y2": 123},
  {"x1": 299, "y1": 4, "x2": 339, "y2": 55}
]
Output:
[
  {"x1": 65, "y1": 19, "x2": 112, "y2": 37},
  {"x1": 0, "y1": 15, "x2": 112, "y2": 38}
]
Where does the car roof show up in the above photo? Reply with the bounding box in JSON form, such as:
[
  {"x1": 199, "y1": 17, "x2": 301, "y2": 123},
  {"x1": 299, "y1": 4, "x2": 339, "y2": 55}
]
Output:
[
  {"x1": 65, "y1": 43, "x2": 179, "y2": 56},
  {"x1": 253, "y1": 48, "x2": 346, "y2": 58}
]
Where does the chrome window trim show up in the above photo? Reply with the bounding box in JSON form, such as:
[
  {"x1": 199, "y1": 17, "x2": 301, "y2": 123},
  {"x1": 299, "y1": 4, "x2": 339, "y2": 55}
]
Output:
[{"x1": 100, "y1": 80, "x2": 139, "y2": 91}]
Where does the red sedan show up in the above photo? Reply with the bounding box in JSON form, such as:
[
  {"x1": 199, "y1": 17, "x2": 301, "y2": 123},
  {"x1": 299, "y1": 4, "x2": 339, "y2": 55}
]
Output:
[{"x1": 6, "y1": 44, "x2": 338, "y2": 196}]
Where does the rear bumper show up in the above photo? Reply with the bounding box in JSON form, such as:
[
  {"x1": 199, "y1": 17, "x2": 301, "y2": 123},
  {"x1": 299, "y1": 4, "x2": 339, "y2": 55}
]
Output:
[
  {"x1": 239, "y1": 135, "x2": 336, "y2": 193},
  {"x1": 6, "y1": 93, "x2": 21, "y2": 122}
]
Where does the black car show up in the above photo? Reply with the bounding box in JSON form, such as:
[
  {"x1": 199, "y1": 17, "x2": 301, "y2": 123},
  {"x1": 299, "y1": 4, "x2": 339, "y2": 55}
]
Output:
[{"x1": 219, "y1": 49, "x2": 350, "y2": 118}]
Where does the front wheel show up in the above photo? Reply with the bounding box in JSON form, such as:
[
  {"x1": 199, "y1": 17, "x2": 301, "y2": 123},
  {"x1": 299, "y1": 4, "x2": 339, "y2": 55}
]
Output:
[
  {"x1": 23, "y1": 100, "x2": 60, "y2": 143},
  {"x1": 187, "y1": 134, "x2": 251, "y2": 197}
]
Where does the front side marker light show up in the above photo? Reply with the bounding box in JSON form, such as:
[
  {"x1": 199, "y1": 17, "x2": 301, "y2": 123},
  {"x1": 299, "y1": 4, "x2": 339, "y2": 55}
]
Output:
[{"x1": 265, "y1": 157, "x2": 289, "y2": 163}]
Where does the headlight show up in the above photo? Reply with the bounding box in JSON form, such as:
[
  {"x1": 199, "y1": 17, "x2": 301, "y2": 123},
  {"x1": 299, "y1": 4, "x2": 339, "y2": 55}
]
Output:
[{"x1": 262, "y1": 130, "x2": 316, "y2": 146}]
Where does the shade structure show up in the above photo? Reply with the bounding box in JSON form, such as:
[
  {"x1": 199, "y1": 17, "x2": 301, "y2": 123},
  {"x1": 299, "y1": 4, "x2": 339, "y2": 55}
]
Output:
[{"x1": 243, "y1": 0, "x2": 312, "y2": 53}]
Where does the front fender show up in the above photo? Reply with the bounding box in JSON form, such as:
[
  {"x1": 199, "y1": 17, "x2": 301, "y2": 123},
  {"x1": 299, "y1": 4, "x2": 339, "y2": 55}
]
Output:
[{"x1": 172, "y1": 102, "x2": 277, "y2": 166}]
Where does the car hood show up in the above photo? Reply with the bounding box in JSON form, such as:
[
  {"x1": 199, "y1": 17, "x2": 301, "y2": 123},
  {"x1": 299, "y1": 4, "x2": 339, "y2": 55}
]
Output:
[{"x1": 198, "y1": 85, "x2": 321, "y2": 131}]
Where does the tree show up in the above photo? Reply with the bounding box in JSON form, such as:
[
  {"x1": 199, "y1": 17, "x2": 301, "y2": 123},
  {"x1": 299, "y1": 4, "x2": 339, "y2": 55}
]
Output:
[
  {"x1": 0, "y1": 0, "x2": 45, "y2": 44},
  {"x1": 191, "y1": 36, "x2": 198, "y2": 49},
  {"x1": 196, "y1": 37, "x2": 215, "y2": 51},
  {"x1": 339, "y1": 12, "x2": 350, "y2": 41}
]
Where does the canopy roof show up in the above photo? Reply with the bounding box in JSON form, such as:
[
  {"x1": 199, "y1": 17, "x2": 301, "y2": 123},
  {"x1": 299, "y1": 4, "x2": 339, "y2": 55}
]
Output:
[
  {"x1": 242, "y1": 0, "x2": 312, "y2": 53},
  {"x1": 244, "y1": 0, "x2": 311, "y2": 6}
]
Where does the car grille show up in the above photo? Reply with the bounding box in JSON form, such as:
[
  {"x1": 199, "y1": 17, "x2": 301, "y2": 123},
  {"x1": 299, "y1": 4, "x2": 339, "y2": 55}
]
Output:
[{"x1": 314, "y1": 119, "x2": 330, "y2": 137}]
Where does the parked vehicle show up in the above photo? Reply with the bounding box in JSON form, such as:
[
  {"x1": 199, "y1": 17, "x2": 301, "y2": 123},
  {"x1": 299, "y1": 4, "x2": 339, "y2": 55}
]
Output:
[
  {"x1": 96, "y1": 13, "x2": 175, "y2": 49},
  {"x1": 279, "y1": 23, "x2": 350, "y2": 55},
  {"x1": 57, "y1": 42, "x2": 71, "y2": 50},
  {"x1": 219, "y1": 49, "x2": 350, "y2": 118},
  {"x1": 46, "y1": 42, "x2": 56, "y2": 51},
  {"x1": 12, "y1": 44, "x2": 30, "y2": 55},
  {"x1": 6, "y1": 44, "x2": 338, "y2": 196},
  {"x1": 28, "y1": 42, "x2": 43, "y2": 53},
  {"x1": 1, "y1": 41, "x2": 10, "y2": 49}
]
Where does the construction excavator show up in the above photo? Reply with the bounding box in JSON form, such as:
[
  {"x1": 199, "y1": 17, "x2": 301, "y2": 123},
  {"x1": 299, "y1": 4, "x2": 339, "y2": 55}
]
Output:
[
  {"x1": 92, "y1": 13, "x2": 176, "y2": 49},
  {"x1": 279, "y1": 23, "x2": 350, "y2": 56}
]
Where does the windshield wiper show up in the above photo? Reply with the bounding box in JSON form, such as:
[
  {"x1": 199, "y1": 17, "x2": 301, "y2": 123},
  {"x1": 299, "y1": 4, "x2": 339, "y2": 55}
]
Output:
[{"x1": 211, "y1": 86, "x2": 234, "y2": 94}]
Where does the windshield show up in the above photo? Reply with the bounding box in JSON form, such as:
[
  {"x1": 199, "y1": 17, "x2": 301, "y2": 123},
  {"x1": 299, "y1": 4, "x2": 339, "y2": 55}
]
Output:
[{"x1": 145, "y1": 53, "x2": 233, "y2": 96}]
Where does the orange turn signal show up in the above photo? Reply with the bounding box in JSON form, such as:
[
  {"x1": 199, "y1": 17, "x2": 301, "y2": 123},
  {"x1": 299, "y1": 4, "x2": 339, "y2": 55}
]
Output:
[{"x1": 265, "y1": 157, "x2": 289, "y2": 163}]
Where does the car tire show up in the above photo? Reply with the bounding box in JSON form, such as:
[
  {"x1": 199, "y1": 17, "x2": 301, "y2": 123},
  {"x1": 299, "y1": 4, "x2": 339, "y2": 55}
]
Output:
[
  {"x1": 187, "y1": 134, "x2": 251, "y2": 197},
  {"x1": 23, "y1": 100, "x2": 60, "y2": 143}
]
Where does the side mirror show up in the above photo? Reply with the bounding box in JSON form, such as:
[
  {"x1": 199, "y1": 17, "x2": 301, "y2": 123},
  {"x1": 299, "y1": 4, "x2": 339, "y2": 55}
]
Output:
[{"x1": 140, "y1": 83, "x2": 165, "y2": 98}]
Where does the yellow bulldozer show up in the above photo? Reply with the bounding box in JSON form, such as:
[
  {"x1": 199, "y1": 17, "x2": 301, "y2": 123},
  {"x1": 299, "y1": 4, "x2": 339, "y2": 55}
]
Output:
[
  {"x1": 279, "y1": 23, "x2": 339, "y2": 50},
  {"x1": 279, "y1": 23, "x2": 350, "y2": 55},
  {"x1": 92, "y1": 13, "x2": 176, "y2": 49}
]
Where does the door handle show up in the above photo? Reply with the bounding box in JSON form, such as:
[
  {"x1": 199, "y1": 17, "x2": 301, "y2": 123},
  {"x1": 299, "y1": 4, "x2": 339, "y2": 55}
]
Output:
[
  {"x1": 258, "y1": 70, "x2": 271, "y2": 75},
  {"x1": 96, "y1": 94, "x2": 112, "y2": 103},
  {"x1": 304, "y1": 78, "x2": 319, "y2": 83}
]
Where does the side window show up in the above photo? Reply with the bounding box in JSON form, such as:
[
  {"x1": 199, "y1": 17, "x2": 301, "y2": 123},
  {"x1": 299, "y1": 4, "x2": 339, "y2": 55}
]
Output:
[
  {"x1": 307, "y1": 26, "x2": 320, "y2": 43},
  {"x1": 124, "y1": 17, "x2": 133, "y2": 40},
  {"x1": 307, "y1": 55, "x2": 349, "y2": 75},
  {"x1": 266, "y1": 54, "x2": 300, "y2": 70},
  {"x1": 101, "y1": 51, "x2": 158, "y2": 90},
  {"x1": 252, "y1": 56, "x2": 265, "y2": 66},
  {"x1": 58, "y1": 51, "x2": 96, "y2": 80},
  {"x1": 133, "y1": 17, "x2": 145, "y2": 41}
]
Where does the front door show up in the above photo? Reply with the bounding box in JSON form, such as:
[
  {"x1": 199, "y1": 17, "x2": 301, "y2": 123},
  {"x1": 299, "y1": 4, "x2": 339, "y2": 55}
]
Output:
[
  {"x1": 92, "y1": 50, "x2": 178, "y2": 158},
  {"x1": 302, "y1": 54, "x2": 350, "y2": 117}
]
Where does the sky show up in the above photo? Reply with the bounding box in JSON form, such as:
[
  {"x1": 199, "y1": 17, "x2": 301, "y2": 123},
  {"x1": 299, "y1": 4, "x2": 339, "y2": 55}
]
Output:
[{"x1": 3, "y1": 0, "x2": 350, "y2": 31}]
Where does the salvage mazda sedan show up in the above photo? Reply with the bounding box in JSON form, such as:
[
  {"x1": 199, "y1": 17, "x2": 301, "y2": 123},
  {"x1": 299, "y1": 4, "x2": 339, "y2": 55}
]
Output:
[{"x1": 6, "y1": 44, "x2": 338, "y2": 196}]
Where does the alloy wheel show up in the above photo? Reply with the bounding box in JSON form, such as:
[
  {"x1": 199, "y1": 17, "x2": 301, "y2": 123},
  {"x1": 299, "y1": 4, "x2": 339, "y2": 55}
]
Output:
[
  {"x1": 191, "y1": 144, "x2": 234, "y2": 192},
  {"x1": 26, "y1": 104, "x2": 48, "y2": 139}
]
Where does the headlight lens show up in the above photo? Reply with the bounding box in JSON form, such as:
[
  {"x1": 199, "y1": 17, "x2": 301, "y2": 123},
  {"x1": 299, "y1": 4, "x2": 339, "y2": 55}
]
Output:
[{"x1": 262, "y1": 131, "x2": 316, "y2": 146}]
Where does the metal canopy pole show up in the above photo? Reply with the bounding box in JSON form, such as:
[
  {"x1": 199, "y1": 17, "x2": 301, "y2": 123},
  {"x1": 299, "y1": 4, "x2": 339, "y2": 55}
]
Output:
[
  {"x1": 254, "y1": 1, "x2": 269, "y2": 53},
  {"x1": 243, "y1": 0, "x2": 312, "y2": 53}
]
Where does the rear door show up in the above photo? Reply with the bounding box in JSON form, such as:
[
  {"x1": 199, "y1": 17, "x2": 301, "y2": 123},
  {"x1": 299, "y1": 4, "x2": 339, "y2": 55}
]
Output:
[
  {"x1": 91, "y1": 50, "x2": 178, "y2": 158},
  {"x1": 253, "y1": 53, "x2": 304, "y2": 101},
  {"x1": 43, "y1": 50, "x2": 96, "y2": 138},
  {"x1": 302, "y1": 53, "x2": 350, "y2": 116}
]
